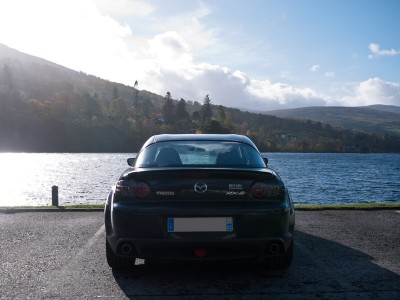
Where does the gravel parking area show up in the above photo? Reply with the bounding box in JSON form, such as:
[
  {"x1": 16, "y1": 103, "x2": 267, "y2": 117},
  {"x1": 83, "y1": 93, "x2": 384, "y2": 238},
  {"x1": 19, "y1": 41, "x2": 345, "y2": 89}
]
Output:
[{"x1": 0, "y1": 209, "x2": 399, "y2": 299}]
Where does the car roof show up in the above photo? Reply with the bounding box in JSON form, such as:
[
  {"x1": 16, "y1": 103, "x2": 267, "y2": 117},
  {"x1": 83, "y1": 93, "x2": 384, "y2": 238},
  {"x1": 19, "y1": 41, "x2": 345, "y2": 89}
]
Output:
[{"x1": 140, "y1": 134, "x2": 259, "y2": 151}]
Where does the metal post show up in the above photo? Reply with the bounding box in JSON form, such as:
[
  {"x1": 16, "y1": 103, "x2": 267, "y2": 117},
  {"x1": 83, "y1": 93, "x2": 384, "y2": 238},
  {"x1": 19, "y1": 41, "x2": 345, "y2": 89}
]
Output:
[{"x1": 52, "y1": 185, "x2": 59, "y2": 206}]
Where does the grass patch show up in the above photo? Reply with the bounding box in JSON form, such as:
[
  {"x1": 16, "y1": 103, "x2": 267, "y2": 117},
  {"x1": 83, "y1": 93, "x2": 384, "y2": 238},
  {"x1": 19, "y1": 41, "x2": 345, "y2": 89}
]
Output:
[
  {"x1": 59, "y1": 204, "x2": 104, "y2": 209},
  {"x1": 0, "y1": 204, "x2": 104, "y2": 211},
  {"x1": 295, "y1": 202, "x2": 400, "y2": 210},
  {"x1": 1, "y1": 203, "x2": 400, "y2": 212}
]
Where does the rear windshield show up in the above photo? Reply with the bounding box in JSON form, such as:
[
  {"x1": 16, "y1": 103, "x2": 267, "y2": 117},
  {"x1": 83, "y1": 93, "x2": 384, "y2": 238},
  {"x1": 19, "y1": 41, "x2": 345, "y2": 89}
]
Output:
[{"x1": 135, "y1": 141, "x2": 265, "y2": 168}]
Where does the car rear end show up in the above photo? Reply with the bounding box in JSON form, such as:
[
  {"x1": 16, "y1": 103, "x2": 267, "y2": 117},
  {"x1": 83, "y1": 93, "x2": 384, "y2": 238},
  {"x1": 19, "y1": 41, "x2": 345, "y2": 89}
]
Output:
[
  {"x1": 105, "y1": 168, "x2": 294, "y2": 262},
  {"x1": 105, "y1": 136, "x2": 294, "y2": 269}
]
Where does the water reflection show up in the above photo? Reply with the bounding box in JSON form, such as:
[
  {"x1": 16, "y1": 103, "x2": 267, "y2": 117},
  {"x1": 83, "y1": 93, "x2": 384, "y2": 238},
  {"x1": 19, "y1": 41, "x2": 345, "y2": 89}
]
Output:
[
  {"x1": 0, "y1": 153, "x2": 128, "y2": 206},
  {"x1": 0, "y1": 153, "x2": 399, "y2": 206}
]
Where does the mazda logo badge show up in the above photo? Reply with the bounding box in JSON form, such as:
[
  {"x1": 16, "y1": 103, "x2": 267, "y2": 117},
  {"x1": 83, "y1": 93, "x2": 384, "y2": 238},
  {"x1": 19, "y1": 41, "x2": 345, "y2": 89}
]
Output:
[{"x1": 194, "y1": 183, "x2": 207, "y2": 193}]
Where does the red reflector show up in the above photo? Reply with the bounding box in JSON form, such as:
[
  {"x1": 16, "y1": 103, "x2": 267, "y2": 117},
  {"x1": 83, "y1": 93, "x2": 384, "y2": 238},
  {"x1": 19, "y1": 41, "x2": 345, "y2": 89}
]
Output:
[{"x1": 194, "y1": 248, "x2": 207, "y2": 258}]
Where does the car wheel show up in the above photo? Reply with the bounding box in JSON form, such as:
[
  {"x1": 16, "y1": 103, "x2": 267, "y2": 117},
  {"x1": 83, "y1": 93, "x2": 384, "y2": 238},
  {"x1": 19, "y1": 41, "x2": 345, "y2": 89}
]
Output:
[
  {"x1": 106, "y1": 238, "x2": 135, "y2": 270},
  {"x1": 263, "y1": 240, "x2": 294, "y2": 270}
]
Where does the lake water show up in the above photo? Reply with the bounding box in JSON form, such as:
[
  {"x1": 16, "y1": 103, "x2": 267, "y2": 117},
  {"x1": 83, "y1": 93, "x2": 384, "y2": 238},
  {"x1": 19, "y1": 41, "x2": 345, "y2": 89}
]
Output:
[{"x1": 0, "y1": 153, "x2": 399, "y2": 206}]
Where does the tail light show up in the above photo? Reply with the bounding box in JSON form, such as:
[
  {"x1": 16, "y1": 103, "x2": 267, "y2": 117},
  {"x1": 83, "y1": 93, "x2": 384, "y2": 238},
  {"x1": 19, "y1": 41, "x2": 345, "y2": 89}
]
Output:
[
  {"x1": 115, "y1": 180, "x2": 150, "y2": 198},
  {"x1": 250, "y1": 182, "x2": 285, "y2": 200},
  {"x1": 133, "y1": 182, "x2": 151, "y2": 197}
]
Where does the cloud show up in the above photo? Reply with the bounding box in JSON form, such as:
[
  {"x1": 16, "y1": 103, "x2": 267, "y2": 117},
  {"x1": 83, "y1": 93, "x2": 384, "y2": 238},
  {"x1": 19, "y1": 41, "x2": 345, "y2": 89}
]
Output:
[
  {"x1": 341, "y1": 78, "x2": 400, "y2": 106},
  {"x1": 0, "y1": 0, "x2": 331, "y2": 111},
  {"x1": 141, "y1": 50, "x2": 329, "y2": 111},
  {"x1": 245, "y1": 80, "x2": 327, "y2": 110},
  {"x1": 1, "y1": 1, "x2": 398, "y2": 111},
  {"x1": 94, "y1": 0, "x2": 154, "y2": 17},
  {"x1": 310, "y1": 65, "x2": 320, "y2": 72},
  {"x1": 368, "y1": 43, "x2": 400, "y2": 59},
  {"x1": 150, "y1": 3, "x2": 215, "y2": 52},
  {"x1": 146, "y1": 31, "x2": 193, "y2": 71},
  {"x1": 324, "y1": 71, "x2": 335, "y2": 78}
]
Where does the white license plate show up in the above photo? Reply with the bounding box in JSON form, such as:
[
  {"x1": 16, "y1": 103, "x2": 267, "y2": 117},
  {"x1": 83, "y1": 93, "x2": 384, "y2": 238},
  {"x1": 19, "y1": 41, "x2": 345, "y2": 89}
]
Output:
[{"x1": 167, "y1": 217, "x2": 233, "y2": 232}]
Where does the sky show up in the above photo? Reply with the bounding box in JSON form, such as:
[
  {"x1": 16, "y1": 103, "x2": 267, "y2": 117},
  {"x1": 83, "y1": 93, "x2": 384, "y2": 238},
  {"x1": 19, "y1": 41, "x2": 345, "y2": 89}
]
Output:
[{"x1": 0, "y1": 0, "x2": 399, "y2": 111}]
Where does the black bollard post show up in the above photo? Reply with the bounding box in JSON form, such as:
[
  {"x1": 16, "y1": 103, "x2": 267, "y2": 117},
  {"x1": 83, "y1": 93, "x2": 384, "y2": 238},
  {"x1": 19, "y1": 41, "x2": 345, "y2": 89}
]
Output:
[{"x1": 52, "y1": 185, "x2": 59, "y2": 206}]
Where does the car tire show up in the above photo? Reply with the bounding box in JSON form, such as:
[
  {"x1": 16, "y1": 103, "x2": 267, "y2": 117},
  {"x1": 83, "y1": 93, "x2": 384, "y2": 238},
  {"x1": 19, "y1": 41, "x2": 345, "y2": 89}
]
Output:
[
  {"x1": 263, "y1": 240, "x2": 293, "y2": 270},
  {"x1": 106, "y1": 238, "x2": 135, "y2": 270}
]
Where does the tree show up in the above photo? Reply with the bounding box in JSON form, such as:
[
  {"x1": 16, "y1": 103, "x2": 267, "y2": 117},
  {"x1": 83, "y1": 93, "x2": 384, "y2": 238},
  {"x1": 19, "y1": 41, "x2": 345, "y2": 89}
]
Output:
[
  {"x1": 192, "y1": 111, "x2": 201, "y2": 122},
  {"x1": 175, "y1": 98, "x2": 189, "y2": 121},
  {"x1": 0, "y1": 64, "x2": 14, "y2": 90},
  {"x1": 201, "y1": 94, "x2": 213, "y2": 122},
  {"x1": 216, "y1": 105, "x2": 226, "y2": 124},
  {"x1": 132, "y1": 81, "x2": 140, "y2": 119},
  {"x1": 109, "y1": 98, "x2": 128, "y2": 119},
  {"x1": 162, "y1": 92, "x2": 175, "y2": 124},
  {"x1": 224, "y1": 111, "x2": 234, "y2": 131},
  {"x1": 112, "y1": 87, "x2": 119, "y2": 99},
  {"x1": 201, "y1": 120, "x2": 229, "y2": 134},
  {"x1": 78, "y1": 92, "x2": 100, "y2": 118},
  {"x1": 132, "y1": 82, "x2": 139, "y2": 106},
  {"x1": 241, "y1": 121, "x2": 249, "y2": 134},
  {"x1": 109, "y1": 87, "x2": 127, "y2": 119}
]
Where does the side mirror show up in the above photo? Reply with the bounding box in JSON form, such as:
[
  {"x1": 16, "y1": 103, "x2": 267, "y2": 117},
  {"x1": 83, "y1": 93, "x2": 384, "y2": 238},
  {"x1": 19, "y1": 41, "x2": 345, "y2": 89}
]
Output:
[
  {"x1": 127, "y1": 158, "x2": 136, "y2": 166},
  {"x1": 263, "y1": 157, "x2": 269, "y2": 166}
]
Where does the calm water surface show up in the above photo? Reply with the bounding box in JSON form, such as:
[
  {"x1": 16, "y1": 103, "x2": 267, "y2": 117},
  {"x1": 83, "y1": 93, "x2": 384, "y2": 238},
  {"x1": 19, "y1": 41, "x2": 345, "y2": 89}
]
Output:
[
  {"x1": 267, "y1": 153, "x2": 400, "y2": 204},
  {"x1": 0, "y1": 153, "x2": 399, "y2": 206}
]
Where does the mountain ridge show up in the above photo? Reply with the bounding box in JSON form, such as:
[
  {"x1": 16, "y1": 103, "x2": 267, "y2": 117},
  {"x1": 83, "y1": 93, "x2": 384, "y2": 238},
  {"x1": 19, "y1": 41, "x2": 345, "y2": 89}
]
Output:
[
  {"x1": 263, "y1": 105, "x2": 400, "y2": 136},
  {"x1": 2, "y1": 42, "x2": 398, "y2": 136},
  {"x1": 1, "y1": 43, "x2": 400, "y2": 152}
]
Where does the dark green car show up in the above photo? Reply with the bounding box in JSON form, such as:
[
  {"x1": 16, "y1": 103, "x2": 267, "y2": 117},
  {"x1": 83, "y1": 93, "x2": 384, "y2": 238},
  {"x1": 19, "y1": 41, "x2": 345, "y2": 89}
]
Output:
[{"x1": 105, "y1": 134, "x2": 295, "y2": 269}]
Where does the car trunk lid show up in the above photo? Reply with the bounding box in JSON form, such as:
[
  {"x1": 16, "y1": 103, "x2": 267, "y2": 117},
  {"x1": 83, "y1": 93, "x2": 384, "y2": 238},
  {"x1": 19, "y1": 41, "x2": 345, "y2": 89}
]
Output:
[{"x1": 123, "y1": 168, "x2": 280, "y2": 200}]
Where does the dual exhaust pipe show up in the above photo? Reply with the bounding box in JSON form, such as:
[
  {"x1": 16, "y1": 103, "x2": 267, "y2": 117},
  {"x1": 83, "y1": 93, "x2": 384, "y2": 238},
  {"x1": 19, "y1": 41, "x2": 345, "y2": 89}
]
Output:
[
  {"x1": 120, "y1": 241, "x2": 282, "y2": 256},
  {"x1": 120, "y1": 243, "x2": 135, "y2": 256},
  {"x1": 268, "y1": 242, "x2": 281, "y2": 255}
]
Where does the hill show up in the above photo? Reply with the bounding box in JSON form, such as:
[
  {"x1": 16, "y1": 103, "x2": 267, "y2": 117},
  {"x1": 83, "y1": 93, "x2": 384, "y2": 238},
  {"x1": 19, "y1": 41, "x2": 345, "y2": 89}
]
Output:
[
  {"x1": 0, "y1": 44, "x2": 165, "y2": 107},
  {"x1": 1, "y1": 43, "x2": 400, "y2": 153},
  {"x1": 264, "y1": 105, "x2": 400, "y2": 136}
]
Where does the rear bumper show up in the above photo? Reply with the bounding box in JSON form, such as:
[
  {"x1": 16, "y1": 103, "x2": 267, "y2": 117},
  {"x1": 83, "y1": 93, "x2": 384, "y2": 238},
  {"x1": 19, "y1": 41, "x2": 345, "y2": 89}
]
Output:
[
  {"x1": 111, "y1": 236, "x2": 292, "y2": 261},
  {"x1": 105, "y1": 201, "x2": 294, "y2": 261}
]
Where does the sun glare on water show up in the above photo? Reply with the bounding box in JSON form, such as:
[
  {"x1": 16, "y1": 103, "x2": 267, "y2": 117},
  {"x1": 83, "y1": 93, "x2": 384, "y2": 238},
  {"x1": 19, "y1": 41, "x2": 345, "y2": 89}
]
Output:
[{"x1": 0, "y1": 153, "x2": 60, "y2": 206}]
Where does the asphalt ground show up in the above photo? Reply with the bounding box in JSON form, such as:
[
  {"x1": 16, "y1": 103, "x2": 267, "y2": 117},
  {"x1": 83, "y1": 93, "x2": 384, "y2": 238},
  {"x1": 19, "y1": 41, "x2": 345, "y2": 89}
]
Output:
[{"x1": 0, "y1": 210, "x2": 399, "y2": 299}]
